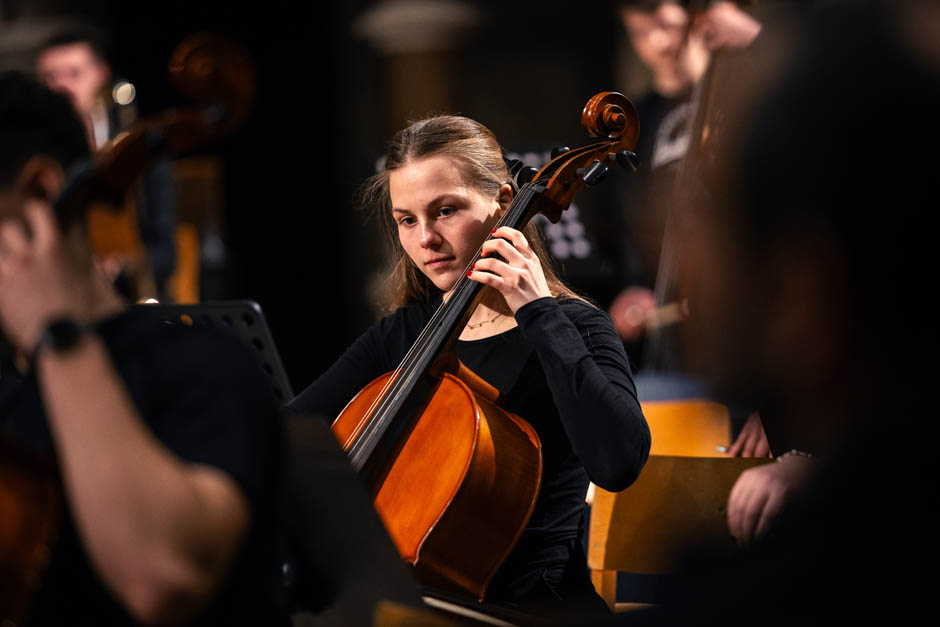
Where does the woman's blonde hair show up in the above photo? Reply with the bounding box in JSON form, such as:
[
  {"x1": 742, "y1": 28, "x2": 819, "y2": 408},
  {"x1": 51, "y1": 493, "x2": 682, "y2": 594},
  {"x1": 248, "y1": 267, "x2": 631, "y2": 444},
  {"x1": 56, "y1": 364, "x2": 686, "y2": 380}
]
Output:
[{"x1": 360, "y1": 114, "x2": 579, "y2": 312}]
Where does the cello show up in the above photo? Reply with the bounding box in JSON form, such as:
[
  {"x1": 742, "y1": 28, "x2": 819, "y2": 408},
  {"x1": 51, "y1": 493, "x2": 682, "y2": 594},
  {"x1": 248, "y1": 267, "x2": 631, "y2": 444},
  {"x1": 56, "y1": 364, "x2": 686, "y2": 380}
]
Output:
[
  {"x1": 0, "y1": 33, "x2": 255, "y2": 626},
  {"x1": 331, "y1": 91, "x2": 640, "y2": 600}
]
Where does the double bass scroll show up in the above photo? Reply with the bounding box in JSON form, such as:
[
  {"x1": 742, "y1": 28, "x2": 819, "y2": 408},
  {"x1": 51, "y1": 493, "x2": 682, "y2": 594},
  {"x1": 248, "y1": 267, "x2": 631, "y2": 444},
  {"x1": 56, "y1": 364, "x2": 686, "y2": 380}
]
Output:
[{"x1": 54, "y1": 33, "x2": 256, "y2": 230}]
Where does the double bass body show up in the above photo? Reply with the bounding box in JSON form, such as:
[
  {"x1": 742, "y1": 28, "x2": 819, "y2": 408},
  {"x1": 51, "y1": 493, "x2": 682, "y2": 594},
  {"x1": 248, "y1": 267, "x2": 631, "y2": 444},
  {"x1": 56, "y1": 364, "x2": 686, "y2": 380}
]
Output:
[{"x1": 332, "y1": 370, "x2": 542, "y2": 599}]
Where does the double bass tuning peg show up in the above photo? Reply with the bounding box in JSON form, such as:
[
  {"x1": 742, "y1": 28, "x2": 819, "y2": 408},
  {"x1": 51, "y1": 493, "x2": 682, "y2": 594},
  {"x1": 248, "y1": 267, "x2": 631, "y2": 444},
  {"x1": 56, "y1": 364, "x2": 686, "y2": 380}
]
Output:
[{"x1": 550, "y1": 146, "x2": 570, "y2": 159}]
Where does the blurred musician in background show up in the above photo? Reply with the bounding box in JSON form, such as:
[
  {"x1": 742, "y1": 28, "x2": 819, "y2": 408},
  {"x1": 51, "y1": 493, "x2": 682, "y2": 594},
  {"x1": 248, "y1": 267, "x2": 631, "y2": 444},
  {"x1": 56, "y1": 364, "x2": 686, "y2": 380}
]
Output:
[
  {"x1": 608, "y1": 0, "x2": 761, "y2": 354},
  {"x1": 0, "y1": 72, "x2": 286, "y2": 626},
  {"x1": 609, "y1": 0, "x2": 770, "y2": 457},
  {"x1": 35, "y1": 24, "x2": 177, "y2": 303}
]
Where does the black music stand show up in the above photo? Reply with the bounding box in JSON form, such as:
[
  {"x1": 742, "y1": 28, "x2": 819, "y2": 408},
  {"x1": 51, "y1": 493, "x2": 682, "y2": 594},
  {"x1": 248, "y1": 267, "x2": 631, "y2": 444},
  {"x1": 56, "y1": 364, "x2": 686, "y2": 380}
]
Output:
[
  {"x1": 284, "y1": 413, "x2": 544, "y2": 627},
  {"x1": 132, "y1": 300, "x2": 293, "y2": 405},
  {"x1": 283, "y1": 412, "x2": 431, "y2": 626}
]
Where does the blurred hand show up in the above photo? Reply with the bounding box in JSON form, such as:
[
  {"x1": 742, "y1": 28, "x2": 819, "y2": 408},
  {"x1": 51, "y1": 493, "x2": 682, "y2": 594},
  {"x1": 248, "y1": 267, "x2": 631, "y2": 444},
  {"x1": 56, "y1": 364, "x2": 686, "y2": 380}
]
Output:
[
  {"x1": 0, "y1": 201, "x2": 94, "y2": 354},
  {"x1": 98, "y1": 253, "x2": 131, "y2": 283},
  {"x1": 695, "y1": 1, "x2": 762, "y2": 51},
  {"x1": 727, "y1": 454, "x2": 815, "y2": 546},
  {"x1": 728, "y1": 412, "x2": 772, "y2": 458},
  {"x1": 608, "y1": 286, "x2": 656, "y2": 342}
]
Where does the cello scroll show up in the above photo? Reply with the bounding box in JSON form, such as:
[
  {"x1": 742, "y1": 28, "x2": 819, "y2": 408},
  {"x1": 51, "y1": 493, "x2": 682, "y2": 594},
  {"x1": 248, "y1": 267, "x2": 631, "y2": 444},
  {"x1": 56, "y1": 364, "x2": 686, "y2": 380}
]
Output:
[{"x1": 525, "y1": 91, "x2": 640, "y2": 223}]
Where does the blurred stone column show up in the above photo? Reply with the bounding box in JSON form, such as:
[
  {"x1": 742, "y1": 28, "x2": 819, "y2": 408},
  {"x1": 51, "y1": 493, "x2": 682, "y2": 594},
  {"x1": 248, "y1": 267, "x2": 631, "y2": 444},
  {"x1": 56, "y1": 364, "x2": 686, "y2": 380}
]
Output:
[{"x1": 352, "y1": 0, "x2": 480, "y2": 135}]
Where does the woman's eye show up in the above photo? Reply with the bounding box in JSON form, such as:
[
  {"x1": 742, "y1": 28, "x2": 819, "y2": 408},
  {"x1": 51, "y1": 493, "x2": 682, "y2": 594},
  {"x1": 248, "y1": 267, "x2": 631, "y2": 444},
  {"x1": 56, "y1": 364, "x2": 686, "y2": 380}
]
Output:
[
  {"x1": 438, "y1": 206, "x2": 455, "y2": 217},
  {"x1": 398, "y1": 216, "x2": 416, "y2": 226}
]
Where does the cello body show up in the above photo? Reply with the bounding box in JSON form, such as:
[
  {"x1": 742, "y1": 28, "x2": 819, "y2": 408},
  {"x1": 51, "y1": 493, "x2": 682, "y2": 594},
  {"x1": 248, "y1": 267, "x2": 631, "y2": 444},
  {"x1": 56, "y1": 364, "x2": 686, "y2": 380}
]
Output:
[
  {"x1": 333, "y1": 371, "x2": 542, "y2": 599},
  {"x1": 0, "y1": 437, "x2": 61, "y2": 626}
]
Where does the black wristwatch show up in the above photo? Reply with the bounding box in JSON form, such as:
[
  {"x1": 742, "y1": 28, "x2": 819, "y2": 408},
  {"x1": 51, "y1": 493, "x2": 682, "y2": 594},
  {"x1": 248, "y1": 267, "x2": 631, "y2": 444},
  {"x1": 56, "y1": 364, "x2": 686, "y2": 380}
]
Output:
[{"x1": 33, "y1": 318, "x2": 89, "y2": 359}]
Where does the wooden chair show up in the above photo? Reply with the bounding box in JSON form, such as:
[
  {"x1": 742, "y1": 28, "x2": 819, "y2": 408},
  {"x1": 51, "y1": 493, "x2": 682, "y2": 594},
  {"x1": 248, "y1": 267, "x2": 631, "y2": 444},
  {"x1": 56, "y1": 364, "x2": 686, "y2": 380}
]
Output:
[
  {"x1": 643, "y1": 398, "x2": 733, "y2": 457},
  {"x1": 586, "y1": 399, "x2": 771, "y2": 611},
  {"x1": 585, "y1": 398, "x2": 730, "y2": 507}
]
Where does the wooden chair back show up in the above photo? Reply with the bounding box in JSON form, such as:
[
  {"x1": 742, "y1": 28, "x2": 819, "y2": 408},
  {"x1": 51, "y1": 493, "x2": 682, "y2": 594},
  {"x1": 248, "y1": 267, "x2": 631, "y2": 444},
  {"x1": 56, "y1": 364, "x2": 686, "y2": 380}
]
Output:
[
  {"x1": 588, "y1": 455, "x2": 771, "y2": 609},
  {"x1": 643, "y1": 399, "x2": 732, "y2": 457},
  {"x1": 586, "y1": 399, "x2": 771, "y2": 610}
]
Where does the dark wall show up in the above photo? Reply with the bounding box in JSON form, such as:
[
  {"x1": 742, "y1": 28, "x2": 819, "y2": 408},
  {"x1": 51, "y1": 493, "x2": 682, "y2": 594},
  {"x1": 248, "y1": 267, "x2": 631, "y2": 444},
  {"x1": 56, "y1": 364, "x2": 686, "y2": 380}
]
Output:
[
  {"x1": 96, "y1": 1, "x2": 370, "y2": 392},
  {"x1": 84, "y1": 0, "x2": 626, "y2": 393}
]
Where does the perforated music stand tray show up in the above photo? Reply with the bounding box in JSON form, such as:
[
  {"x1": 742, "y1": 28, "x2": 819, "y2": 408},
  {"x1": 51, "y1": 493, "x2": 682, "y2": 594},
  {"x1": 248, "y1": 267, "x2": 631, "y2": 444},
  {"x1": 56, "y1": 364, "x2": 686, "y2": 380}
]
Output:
[{"x1": 133, "y1": 300, "x2": 293, "y2": 405}]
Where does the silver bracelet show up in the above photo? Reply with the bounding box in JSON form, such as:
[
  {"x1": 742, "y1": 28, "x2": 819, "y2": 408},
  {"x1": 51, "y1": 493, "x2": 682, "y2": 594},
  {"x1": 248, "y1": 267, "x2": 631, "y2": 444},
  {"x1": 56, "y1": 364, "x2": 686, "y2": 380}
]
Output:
[{"x1": 776, "y1": 449, "x2": 816, "y2": 462}]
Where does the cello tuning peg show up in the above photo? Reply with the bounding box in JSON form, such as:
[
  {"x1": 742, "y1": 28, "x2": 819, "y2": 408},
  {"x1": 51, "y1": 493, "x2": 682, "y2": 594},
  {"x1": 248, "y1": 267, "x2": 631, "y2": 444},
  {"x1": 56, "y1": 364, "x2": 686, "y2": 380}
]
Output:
[
  {"x1": 504, "y1": 157, "x2": 523, "y2": 174},
  {"x1": 504, "y1": 157, "x2": 538, "y2": 187},
  {"x1": 516, "y1": 165, "x2": 539, "y2": 187},
  {"x1": 550, "y1": 146, "x2": 571, "y2": 159},
  {"x1": 577, "y1": 159, "x2": 608, "y2": 186},
  {"x1": 615, "y1": 150, "x2": 640, "y2": 172}
]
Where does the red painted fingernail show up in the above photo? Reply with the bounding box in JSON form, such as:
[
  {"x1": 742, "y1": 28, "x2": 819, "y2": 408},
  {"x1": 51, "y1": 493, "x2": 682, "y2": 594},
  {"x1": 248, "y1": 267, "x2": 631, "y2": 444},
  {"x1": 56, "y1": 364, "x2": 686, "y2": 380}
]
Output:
[
  {"x1": 470, "y1": 263, "x2": 475, "y2": 270},
  {"x1": 490, "y1": 229, "x2": 497, "y2": 234}
]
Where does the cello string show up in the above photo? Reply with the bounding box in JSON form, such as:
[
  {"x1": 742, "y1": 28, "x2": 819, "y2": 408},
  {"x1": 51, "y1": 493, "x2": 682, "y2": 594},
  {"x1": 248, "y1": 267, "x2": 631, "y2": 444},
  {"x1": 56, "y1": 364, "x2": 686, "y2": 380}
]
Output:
[
  {"x1": 355, "y1": 161, "x2": 593, "y2": 465},
  {"x1": 350, "y1": 186, "x2": 534, "y2": 461},
  {"x1": 344, "y1": 95, "x2": 639, "y2": 473},
  {"x1": 349, "y1": 185, "x2": 539, "y2": 465}
]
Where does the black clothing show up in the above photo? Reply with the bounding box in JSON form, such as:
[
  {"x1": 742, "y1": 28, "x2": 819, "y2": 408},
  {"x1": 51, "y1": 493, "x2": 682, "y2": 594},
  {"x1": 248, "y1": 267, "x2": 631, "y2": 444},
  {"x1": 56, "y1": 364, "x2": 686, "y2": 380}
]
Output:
[
  {"x1": 136, "y1": 156, "x2": 177, "y2": 296},
  {"x1": 289, "y1": 296, "x2": 650, "y2": 615},
  {"x1": 0, "y1": 309, "x2": 287, "y2": 626},
  {"x1": 612, "y1": 90, "x2": 695, "y2": 373},
  {"x1": 618, "y1": 90, "x2": 693, "y2": 292}
]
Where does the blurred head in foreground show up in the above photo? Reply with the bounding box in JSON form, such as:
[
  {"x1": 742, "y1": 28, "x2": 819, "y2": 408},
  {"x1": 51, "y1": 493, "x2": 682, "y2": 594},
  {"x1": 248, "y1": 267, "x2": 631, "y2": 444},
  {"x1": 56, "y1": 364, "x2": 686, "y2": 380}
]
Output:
[{"x1": 679, "y1": 0, "x2": 940, "y2": 452}]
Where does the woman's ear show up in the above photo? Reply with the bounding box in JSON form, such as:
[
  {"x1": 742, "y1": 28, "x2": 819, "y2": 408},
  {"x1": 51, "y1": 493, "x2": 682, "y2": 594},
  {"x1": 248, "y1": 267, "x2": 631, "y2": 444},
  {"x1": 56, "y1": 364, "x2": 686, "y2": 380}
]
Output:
[
  {"x1": 16, "y1": 156, "x2": 65, "y2": 204},
  {"x1": 497, "y1": 183, "x2": 513, "y2": 211}
]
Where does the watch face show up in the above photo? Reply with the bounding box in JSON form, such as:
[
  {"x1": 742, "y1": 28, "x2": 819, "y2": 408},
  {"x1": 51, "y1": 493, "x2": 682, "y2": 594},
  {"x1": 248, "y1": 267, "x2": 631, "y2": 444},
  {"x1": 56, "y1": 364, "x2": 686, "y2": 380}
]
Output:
[
  {"x1": 36, "y1": 318, "x2": 85, "y2": 356},
  {"x1": 47, "y1": 319, "x2": 83, "y2": 349}
]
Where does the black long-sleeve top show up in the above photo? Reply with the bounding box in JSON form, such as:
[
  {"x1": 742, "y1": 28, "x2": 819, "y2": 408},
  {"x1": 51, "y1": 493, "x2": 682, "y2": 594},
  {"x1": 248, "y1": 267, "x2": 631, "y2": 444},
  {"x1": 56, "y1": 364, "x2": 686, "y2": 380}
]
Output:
[{"x1": 288, "y1": 295, "x2": 650, "y2": 599}]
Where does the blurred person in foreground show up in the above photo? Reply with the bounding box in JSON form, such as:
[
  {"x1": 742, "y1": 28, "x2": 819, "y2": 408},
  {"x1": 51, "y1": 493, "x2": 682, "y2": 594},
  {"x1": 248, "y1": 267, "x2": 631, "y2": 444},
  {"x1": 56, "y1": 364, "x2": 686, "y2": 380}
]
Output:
[
  {"x1": 0, "y1": 71, "x2": 286, "y2": 626},
  {"x1": 596, "y1": 0, "x2": 940, "y2": 623}
]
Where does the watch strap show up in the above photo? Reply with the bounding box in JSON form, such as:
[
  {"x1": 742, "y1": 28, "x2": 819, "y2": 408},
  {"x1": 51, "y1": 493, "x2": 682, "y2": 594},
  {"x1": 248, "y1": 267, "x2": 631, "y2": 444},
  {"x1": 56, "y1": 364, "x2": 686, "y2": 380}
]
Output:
[{"x1": 32, "y1": 318, "x2": 89, "y2": 360}]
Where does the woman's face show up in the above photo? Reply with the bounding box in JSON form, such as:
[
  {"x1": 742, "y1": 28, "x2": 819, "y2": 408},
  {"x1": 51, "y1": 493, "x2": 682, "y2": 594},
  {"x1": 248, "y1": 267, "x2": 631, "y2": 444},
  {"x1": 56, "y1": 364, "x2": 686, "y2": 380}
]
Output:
[{"x1": 388, "y1": 155, "x2": 507, "y2": 293}]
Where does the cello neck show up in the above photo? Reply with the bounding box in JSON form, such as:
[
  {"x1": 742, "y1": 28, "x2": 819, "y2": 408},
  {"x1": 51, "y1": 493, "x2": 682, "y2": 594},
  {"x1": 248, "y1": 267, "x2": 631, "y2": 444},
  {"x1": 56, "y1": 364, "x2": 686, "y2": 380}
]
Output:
[
  {"x1": 346, "y1": 182, "x2": 544, "y2": 479},
  {"x1": 346, "y1": 90, "x2": 640, "y2": 482}
]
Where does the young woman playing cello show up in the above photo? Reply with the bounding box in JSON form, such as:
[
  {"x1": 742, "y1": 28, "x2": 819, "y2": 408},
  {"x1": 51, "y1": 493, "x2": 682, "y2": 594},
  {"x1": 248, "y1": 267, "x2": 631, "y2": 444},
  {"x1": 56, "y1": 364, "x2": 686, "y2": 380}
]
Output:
[{"x1": 288, "y1": 114, "x2": 650, "y2": 618}]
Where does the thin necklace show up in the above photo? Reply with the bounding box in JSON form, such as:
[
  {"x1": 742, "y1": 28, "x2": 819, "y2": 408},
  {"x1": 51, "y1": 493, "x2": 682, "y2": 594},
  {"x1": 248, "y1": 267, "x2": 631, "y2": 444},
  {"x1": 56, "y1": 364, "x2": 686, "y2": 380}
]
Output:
[{"x1": 466, "y1": 311, "x2": 503, "y2": 329}]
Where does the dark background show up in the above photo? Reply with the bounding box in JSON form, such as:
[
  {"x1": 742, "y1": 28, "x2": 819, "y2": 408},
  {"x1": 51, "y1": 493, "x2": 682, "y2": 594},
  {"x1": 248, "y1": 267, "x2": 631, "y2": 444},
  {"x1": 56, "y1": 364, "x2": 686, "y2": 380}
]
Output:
[{"x1": 0, "y1": 0, "x2": 636, "y2": 393}]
